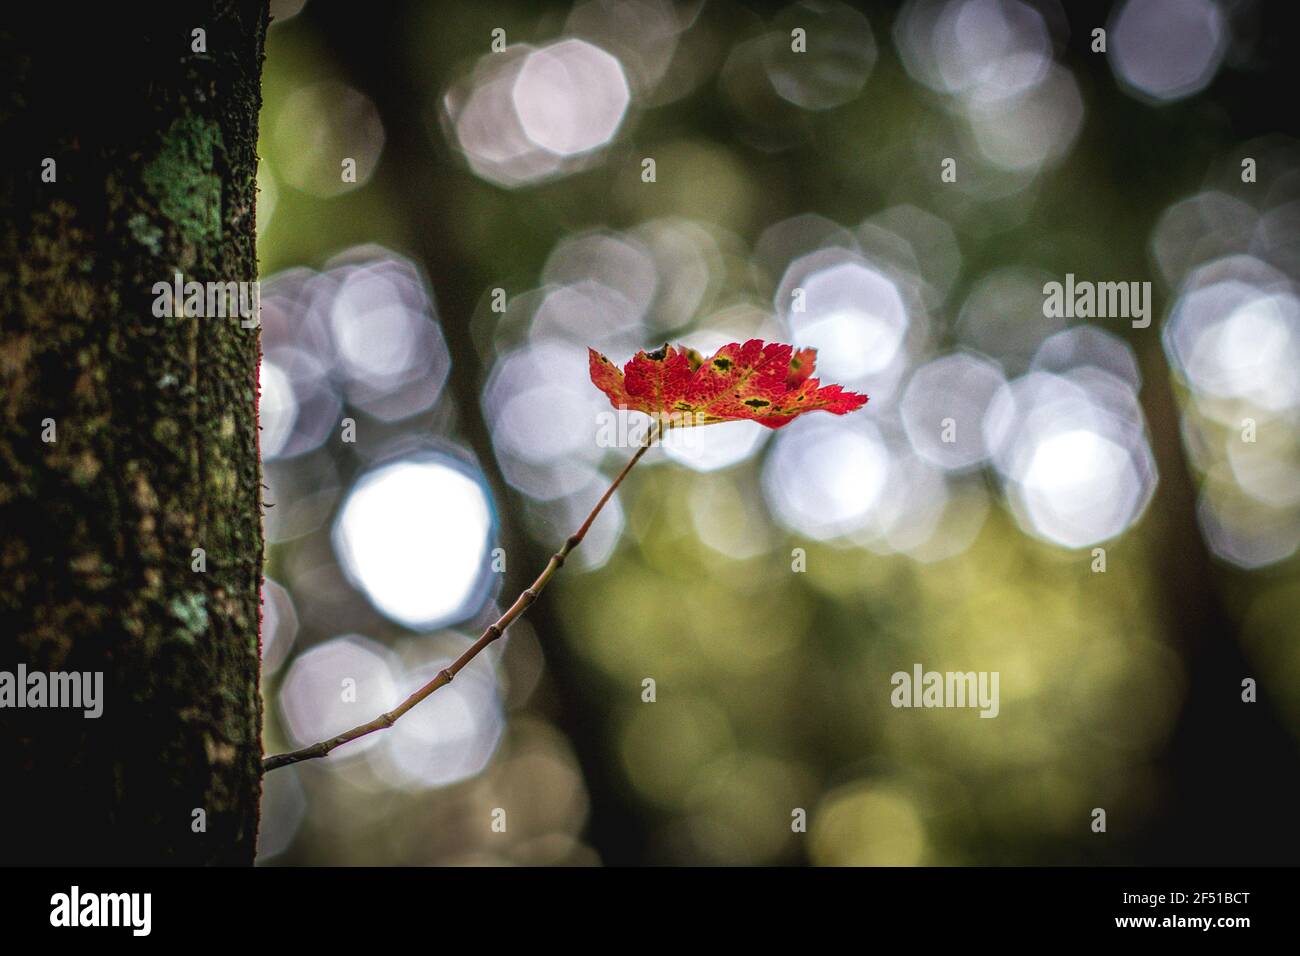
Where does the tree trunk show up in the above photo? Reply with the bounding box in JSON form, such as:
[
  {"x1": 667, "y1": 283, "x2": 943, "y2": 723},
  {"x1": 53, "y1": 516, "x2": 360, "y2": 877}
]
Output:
[{"x1": 0, "y1": 2, "x2": 267, "y2": 865}]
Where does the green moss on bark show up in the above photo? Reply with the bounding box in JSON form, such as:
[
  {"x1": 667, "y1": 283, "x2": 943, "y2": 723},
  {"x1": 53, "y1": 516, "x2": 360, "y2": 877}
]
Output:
[{"x1": 142, "y1": 116, "x2": 225, "y2": 246}]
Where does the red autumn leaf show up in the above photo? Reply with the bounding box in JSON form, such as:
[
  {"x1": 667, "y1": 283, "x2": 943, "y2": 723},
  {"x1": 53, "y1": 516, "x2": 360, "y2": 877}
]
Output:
[{"x1": 588, "y1": 339, "x2": 868, "y2": 430}]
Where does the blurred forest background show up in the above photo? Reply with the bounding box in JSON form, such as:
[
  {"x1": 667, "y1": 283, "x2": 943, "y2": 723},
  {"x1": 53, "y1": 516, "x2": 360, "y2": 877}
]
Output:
[{"x1": 255, "y1": 0, "x2": 1300, "y2": 865}]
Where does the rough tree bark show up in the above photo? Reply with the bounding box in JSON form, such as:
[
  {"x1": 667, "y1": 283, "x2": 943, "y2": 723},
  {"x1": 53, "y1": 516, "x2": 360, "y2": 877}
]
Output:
[{"x1": 0, "y1": 3, "x2": 267, "y2": 864}]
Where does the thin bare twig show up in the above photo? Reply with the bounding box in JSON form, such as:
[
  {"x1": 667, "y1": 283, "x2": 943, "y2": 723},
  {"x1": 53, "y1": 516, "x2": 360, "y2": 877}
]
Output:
[{"x1": 263, "y1": 421, "x2": 661, "y2": 773}]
